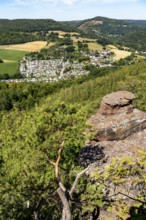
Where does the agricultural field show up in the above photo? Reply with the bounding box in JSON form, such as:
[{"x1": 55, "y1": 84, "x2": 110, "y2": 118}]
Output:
[
  {"x1": 0, "y1": 41, "x2": 47, "y2": 77},
  {"x1": 3, "y1": 41, "x2": 47, "y2": 52},
  {"x1": 0, "y1": 62, "x2": 19, "y2": 76},
  {"x1": 0, "y1": 49, "x2": 27, "y2": 61},
  {"x1": 87, "y1": 42, "x2": 103, "y2": 51},
  {"x1": 72, "y1": 37, "x2": 96, "y2": 43},
  {"x1": 73, "y1": 42, "x2": 102, "y2": 51},
  {"x1": 48, "y1": 30, "x2": 79, "y2": 37},
  {"x1": 111, "y1": 48, "x2": 131, "y2": 60},
  {"x1": 44, "y1": 42, "x2": 55, "y2": 49},
  {"x1": 0, "y1": 49, "x2": 27, "y2": 76}
]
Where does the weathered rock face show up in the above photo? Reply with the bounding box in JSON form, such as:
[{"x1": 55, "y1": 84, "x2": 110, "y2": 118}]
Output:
[
  {"x1": 81, "y1": 91, "x2": 146, "y2": 219},
  {"x1": 87, "y1": 91, "x2": 146, "y2": 142},
  {"x1": 99, "y1": 91, "x2": 135, "y2": 115}
]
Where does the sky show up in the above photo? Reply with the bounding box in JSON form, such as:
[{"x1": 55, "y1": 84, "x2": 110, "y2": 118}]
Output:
[{"x1": 0, "y1": 0, "x2": 146, "y2": 21}]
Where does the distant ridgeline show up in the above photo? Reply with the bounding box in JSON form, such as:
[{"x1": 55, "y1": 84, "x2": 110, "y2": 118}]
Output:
[
  {"x1": 1, "y1": 17, "x2": 146, "y2": 49},
  {"x1": 0, "y1": 19, "x2": 77, "y2": 32},
  {"x1": 0, "y1": 19, "x2": 78, "y2": 45},
  {"x1": 64, "y1": 16, "x2": 146, "y2": 51}
]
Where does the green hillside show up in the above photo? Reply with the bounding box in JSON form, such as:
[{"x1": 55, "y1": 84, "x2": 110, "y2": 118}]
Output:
[
  {"x1": 124, "y1": 19, "x2": 146, "y2": 28},
  {"x1": 0, "y1": 19, "x2": 78, "y2": 45},
  {"x1": 0, "y1": 61, "x2": 146, "y2": 219},
  {"x1": 1, "y1": 17, "x2": 146, "y2": 50},
  {"x1": 0, "y1": 19, "x2": 77, "y2": 33},
  {"x1": 65, "y1": 16, "x2": 146, "y2": 50}
]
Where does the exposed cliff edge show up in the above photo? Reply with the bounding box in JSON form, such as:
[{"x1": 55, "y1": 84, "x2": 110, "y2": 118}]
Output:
[{"x1": 80, "y1": 91, "x2": 146, "y2": 219}]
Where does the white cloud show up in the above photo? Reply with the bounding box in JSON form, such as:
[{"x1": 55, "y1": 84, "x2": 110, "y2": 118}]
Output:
[
  {"x1": 62, "y1": 0, "x2": 78, "y2": 5},
  {"x1": 81, "y1": 0, "x2": 139, "y2": 3},
  {"x1": 9, "y1": 0, "x2": 140, "y2": 8},
  {"x1": 12, "y1": 0, "x2": 140, "y2": 5}
]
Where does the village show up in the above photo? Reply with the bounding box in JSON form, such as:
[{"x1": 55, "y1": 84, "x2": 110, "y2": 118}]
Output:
[
  {"x1": 19, "y1": 59, "x2": 89, "y2": 82},
  {"x1": 17, "y1": 48, "x2": 114, "y2": 82}
]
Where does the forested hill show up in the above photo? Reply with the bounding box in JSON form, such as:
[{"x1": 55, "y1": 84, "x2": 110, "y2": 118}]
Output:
[
  {"x1": 0, "y1": 19, "x2": 77, "y2": 32},
  {"x1": 0, "y1": 19, "x2": 78, "y2": 45},
  {"x1": 63, "y1": 16, "x2": 146, "y2": 50},
  {"x1": 64, "y1": 16, "x2": 146, "y2": 34},
  {"x1": 124, "y1": 19, "x2": 146, "y2": 28},
  {"x1": 1, "y1": 17, "x2": 146, "y2": 50}
]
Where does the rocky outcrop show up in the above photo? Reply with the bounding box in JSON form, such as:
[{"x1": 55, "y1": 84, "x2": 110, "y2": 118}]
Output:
[
  {"x1": 87, "y1": 91, "x2": 146, "y2": 142},
  {"x1": 81, "y1": 91, "x2": 146, "y2": 219},
  {"x1": 83, "y1": 90, "x2": 146, "y2": 164},
  {"x1": 99, "y1": 91, "x2": 135, "y2": 115}
]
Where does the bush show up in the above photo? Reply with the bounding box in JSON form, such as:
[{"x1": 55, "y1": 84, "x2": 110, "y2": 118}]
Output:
[{"x1": 0, "y1": 58, "x2": 4, "y2": 63}]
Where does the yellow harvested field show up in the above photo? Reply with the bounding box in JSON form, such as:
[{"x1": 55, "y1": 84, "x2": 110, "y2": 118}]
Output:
[
  {"x1": 107, "y1": 44, "x2": 117, "y2": 49},
  {"x1": 45, "y1": 42, "x2": 55, "y2": 48},
  {"x1": 0, "y1": 45, "x2": 8, "y2": 49},
  {"x1": 4, "y1": 41, "x2": 47, "y2": 52},
  {"x1": 111, "y1": 49, "x2": 131, "y2": 61}
]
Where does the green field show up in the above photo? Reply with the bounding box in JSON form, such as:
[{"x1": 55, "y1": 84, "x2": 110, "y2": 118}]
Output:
[
  {"x1": 0, "y1": 49, "x2": 27, "y2": 61},
  {"x1": 0, "y1": 62, "x2": 19, "y2": 76},
  {"x1": 87, "y1": 42, "x2": 103, "y2": 51},
  {"x1": 0, "y1": 49, "x2": 27, "y2": 76}
]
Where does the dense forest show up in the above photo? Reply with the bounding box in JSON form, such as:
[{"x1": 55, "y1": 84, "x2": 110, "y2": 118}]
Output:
[
  {"x1": 0, "y1": 19, "x2": 77, "y2": 33},
  {"x1": 0, "y1": 30, "x2": 44, "y2": 45},
  {"x1": 0, "y1": 61, "x2": 146, "y2": 219},
  {"x1": 0, "y1": 19, "x2": 78, "y2": 45}
]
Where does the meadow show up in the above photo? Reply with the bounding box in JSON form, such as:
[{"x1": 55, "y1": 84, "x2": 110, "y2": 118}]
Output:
[
  {"x1": 111, "y1": 48, "x2": 131, "y2": 60},
  {"x1": 0, "y1": 49, "x2": 27, "y2": 61},
  {"x1": 0, "y1": 41, "x2": 47, "y2": 76},
  {"x1": 0, "y1": 62, "x2": 19, "y2": 76}
]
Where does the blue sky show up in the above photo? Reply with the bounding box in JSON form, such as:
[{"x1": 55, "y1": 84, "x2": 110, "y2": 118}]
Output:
[{"x1": 0, "y1": 0, "x2": 146, "y2": 20}]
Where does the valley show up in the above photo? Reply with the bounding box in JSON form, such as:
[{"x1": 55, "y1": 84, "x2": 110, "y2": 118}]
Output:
[
  {"x1": 0, "y1": 32, "x2": 138, "y2": 82},
  {"x1": 0, "y1": 16, "x2": 146, "y2": 220}
]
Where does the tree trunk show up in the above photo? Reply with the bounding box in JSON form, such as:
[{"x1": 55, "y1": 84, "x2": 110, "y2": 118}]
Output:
[
  {"x1": 33, "y1": 211, "x2": 39, "y2": 220},
  {"x1": 57, "y1": 187, "x2": 71, "y2": 220}
]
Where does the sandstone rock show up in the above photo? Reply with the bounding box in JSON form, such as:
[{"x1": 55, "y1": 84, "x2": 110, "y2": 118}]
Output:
[
  {"x1": 82, "y1": 91, "x2": 146, "y2": 219},
  {"x1": 88, "y1": 108, "x2": 146, "y2": 141},
  {"x1": 87, "y1": 91, "x2": 146, "y2": 141},
  {"x1": 102, "y1": 91, "x2": 135, "y2": 106},
  {"x1": 99, "y1": 91, "x2": 135, "y2": 115}
]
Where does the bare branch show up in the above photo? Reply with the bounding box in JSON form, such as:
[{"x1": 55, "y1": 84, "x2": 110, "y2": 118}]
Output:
[
  {"x1": 45, "y1": 154, "x2": 56, "y2": 166},
  {"x1": 108, "y1": 191, "x2": 145, "y2": 204},
  {"x1": 57, "y1": 187, "x2": 71, "y2": 220},
  {"x1": 55, "y1": 142, "x2": 64, "y2": 178},
  {"x1": 69, "y1": 167, "x2": 89, "y2": 196},
  {"x1": 45, "y1": 141, "x2": 66, "y2": 191},
  {"x1": 59, "y1": 181, "x2": 66, "y2": 192},
  {"x1": 45, "y1": 140, "x2": 65, "y2": 176}
]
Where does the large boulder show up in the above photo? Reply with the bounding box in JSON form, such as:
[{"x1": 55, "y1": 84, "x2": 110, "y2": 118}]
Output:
[
  {"x1": 99, "y1": 91, "x2": 135, "y2": 115},
  {"x1": 87, "y1": 91, "x2": 146, "y2": 141}
]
